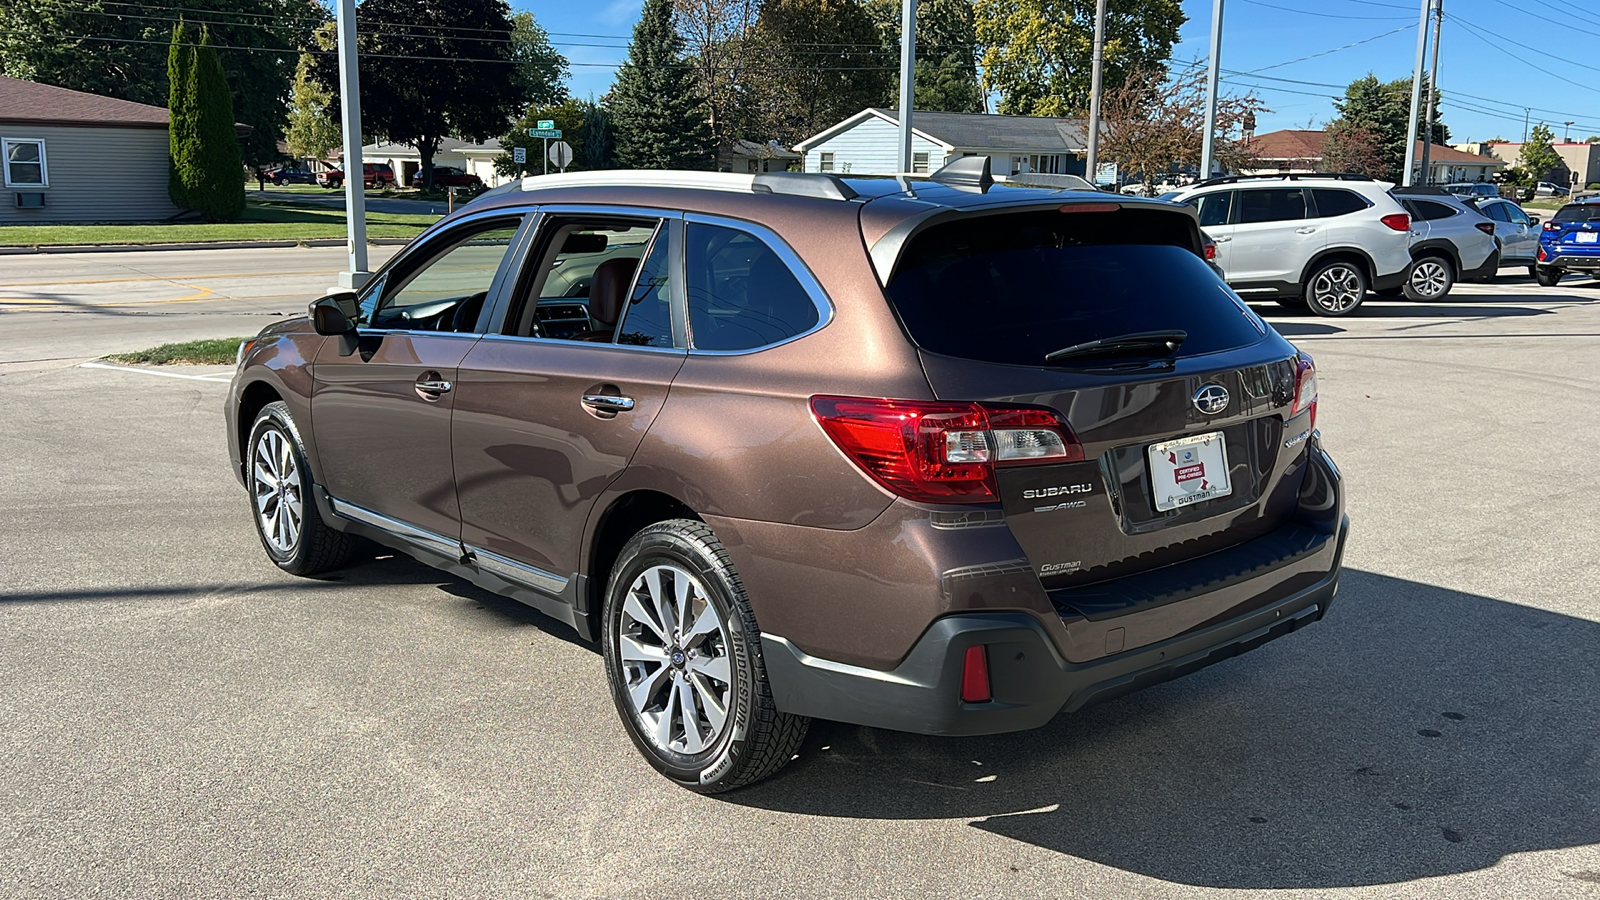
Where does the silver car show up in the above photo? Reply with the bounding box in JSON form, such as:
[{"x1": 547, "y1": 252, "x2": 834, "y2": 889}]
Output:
[
  {"x1": 1390, "y1": 188, "x2": 1501, "y2": 300},
  {"x1": 1474, "y1": 197, "x2": 1542, "y2": 268}
]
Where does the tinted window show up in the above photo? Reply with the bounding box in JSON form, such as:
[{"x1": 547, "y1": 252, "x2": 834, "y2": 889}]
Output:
[
  {"x1": 1311, "y1": 189, "x2": 1368, "y2": 218},
  {"x1": 1481, "y1": 202, "x2": 1510, "y2": 223},
  {"x1": 1553, "y1": 203, "x2": 1600, "y2": 224},
  {"x1": 685, "y1": 223, "x2": 819, "y2": 351},
  {"x1": 886, "y1": 209, "x2": 1265, "y2": 367},
  {"x1": 1413, "y1": 200, "x2": 1457, "y2": 221},
  {"x1": 615, "y1": 229, "x2": 673, "y2": 347},
  {"x1": 365, "y1": 221, "x2": 519, "y2": 329},
  {"x1": 1237, "y1": 189, "x2": 1306, "y2": 224},
  {"x1": 1190, "y1": 191, "x2": 1233, "y2": 227},
  {"x1": 1506, "y1": 205, "x2": 1532, "y2": 226}
]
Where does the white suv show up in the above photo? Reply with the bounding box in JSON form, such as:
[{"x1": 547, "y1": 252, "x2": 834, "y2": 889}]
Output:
[{"x1": 1168, "y1": 175, "x2": 1414, "y2": 316}]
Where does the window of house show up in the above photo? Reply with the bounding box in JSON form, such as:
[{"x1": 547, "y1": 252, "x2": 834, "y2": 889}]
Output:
[
  {"x1": 3, "y1": 138, "x2": 47, "y2": 187},
  {"x1": 685, "y1": 222, "x2": 820, "y2": 352},
  {"x1": 819, "y1": 152, "x2": 834, "y2": 172},
  {"x1": 912, "y1": 151, "x2": 929, "y2": 174}
]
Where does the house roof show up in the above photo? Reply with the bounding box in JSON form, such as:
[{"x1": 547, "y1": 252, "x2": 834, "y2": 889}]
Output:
[
  {"x1": 0, "y1": 76, "x2": 170, "y2": 128},
  {"x1": 795, "y1": 108, "x2": 1090, "y2": 153},
  {"x1": 727, "y1": 139, "x2": 802, "y2": 160},
  {"x1": 1245, "y1": 130, "x2": 1328, "y2": 161},
  {"x1": 1415, "y1": 140, "x2": 1507, "y2": 165}
]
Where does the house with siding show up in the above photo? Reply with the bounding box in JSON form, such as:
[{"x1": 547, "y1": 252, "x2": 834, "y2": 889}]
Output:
[
  {"x1": 360, "y1": 137, "x2": 510, "y2": 187},
  {"x1": 0, "y1": 76, "x2": 187, "y2": 224},
  {"x1": 794, "y1": 108, "x2": 1090, "y2": 178}
]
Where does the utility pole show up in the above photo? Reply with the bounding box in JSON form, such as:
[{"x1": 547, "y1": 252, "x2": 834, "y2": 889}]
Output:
[
  {"x1": 334, "y1": 0, "x2": 368, "y2": 289},
  {"x1": 1418, "y1": 0, "x2": 1442, "y2": 185},
  {"x1": 897, "y1": 0, "x2": 916, "y2": 173},
  {"x1": 1199, "y1": 0, "x2": 1225, "y2": 181},
  {"x1": 1523, "y1": 108, "x2": 1530, "y2": 143},
  {"x1": 1401, "y1": 0, "x2": 1429, "y2": 186},
  {"x1": 1084, "y1": 0, "x2": 1107, "y2": 187}
]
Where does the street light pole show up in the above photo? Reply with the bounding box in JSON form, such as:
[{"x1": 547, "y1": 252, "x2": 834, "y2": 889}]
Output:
[
  {"x1": 1418, "y1": 0, "x2": 1442, "y2": 185},
  {"x1": 897, "y1": 0, "x2": 916, "y2": 173},
  {"x1": 1564, "y1": 121, "x2": 1574, "y2": 142},
  {"x1": 1084, "y1": 0, "x2": 1107, "y2": 187},
  {"x1": 1401, "y1": 0, "x2": 1430, "y2": 186},
  {"x1": 334, "y1": 0, "x2": 368, "y2": 290},
  {"x1": 1199, "y1": 0, "x2": 1225, "y2": 181}
]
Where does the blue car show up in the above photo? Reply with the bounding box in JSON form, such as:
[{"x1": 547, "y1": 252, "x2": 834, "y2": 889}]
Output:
[{"x1": 1534, "y1": 198, "x2": 1600, "y2": 286}]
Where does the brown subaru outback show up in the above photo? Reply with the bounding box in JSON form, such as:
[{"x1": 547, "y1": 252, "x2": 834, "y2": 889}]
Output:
[{"x1": 226, "y1": 159, "x2": 1347, "y2": 792}]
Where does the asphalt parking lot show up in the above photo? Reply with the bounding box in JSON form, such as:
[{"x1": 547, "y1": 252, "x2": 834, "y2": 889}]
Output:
[{"x1": 2, "y1": 248, "x2": 1598, "y2": 897}]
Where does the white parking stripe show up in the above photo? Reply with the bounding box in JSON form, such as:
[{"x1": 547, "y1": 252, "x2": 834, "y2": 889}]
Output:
[{"x1": 79, "y1": 361, "x2": 233, "y2": 382}]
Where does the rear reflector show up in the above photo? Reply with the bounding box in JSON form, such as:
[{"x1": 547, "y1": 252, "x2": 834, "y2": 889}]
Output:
[
  {"x1": 1380, "y1": 213, "x2": 1411, "y2": 232},
  {"x1": 811, "y1": 396, "x2": 1084, "y2": 505},
  {"x1": 1293, "y1": 352, "x2": 1318, "y2": 431},
  {"x1": 961, "y1": 645, "x2": 991, "y2": 703},
  {"x1": 1475, "y1": 222, "x2": 1495, "y2": 236}
]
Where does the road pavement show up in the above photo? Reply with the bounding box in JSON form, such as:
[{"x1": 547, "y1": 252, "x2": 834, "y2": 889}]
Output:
[{"x1": 1, "y1": 259, "x2": 1598, "y2": 898}]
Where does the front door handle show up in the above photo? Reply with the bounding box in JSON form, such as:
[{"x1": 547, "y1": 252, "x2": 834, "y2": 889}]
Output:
[
  {"x1": 415, "y1": 372, "x2": 453, "y2": 400},
  {"x1": 582, "y1": 393, "x2": 635, "y2": 414},
  {"x1": 1295, "y1": 226, "x2": 1318, "y2": 234},
  {"x1": 1212, "y1": 235, "x2": 1232, "y2": 243}
]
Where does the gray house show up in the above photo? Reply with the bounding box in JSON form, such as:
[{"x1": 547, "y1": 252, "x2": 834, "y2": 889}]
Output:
[
  {"x1": 0, "y1": 76, "x2": 180, "y2": 224},
  {"x1": 794, "y1": 108, "x2": 1091, "y2": 178}
]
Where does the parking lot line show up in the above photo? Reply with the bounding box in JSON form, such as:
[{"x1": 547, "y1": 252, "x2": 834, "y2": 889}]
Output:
[{"x1": 79, "y1": 361, "x2": 233, "y2": 382}]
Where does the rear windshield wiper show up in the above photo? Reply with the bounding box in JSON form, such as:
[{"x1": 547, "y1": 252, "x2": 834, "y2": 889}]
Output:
[{"x1": 1044, "y1": 330, "x2": 1188, "y2": 364}]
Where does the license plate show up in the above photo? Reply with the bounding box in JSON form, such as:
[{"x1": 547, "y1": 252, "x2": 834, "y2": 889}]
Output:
[
  {"x1": 1148, "y1": 432, "x2": 1232, "y2": 511},
  {"x1": 1576, "y1": 232, "x2": 1598, "y2": 243}
]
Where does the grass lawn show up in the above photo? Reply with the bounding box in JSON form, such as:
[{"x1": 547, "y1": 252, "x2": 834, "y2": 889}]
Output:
[
  {"x1": 0, "y1": 197, "x2": 439, "y2": 247},
  {"x1": 106, "y1": 337, "x2": 248, "y2": 365}
]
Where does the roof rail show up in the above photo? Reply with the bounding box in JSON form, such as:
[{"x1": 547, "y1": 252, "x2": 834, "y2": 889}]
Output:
[
  {"x1": 516, "y1": 169, "x2": 858, "y2": 202},
  {"x1": 1391, "y1": 185, "x2": 1452, "y2": 196},
  {"x1": 1191, "y1": 172, "x2": 1376, "y2": 188}
]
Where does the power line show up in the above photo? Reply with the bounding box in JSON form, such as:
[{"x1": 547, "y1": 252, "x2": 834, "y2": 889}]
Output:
[
  {"x1": 1234, "y1": 0, "x2": 1413, "y2": 20},
  {"x1": 1241, "y1": 23, "x2": 1414, "y2": 74}
]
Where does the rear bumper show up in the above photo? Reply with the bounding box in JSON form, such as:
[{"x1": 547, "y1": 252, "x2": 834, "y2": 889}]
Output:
[
  {"x1": 763, "y1": 517, "x2": 1345, "y2": 736},
  {"x1": 1541, "y1": 249, "x2": 1600, "y2": 270},
  {"x1": 1460, "y1": 246, "x2": 1500, "y2": 282},
  {"x1": 1370, "y1": 269, "x2": 1407, "y2": 292}
]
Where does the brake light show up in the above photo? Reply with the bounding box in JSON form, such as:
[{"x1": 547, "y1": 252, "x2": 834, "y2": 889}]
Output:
[
  {"x1": 1537, "y1": 246, "x2": 1547, "y2": 262},
  {"x1": 961, "y1": 645, "x2": 992, "y2": 703},
  {"x1": 1543, "y1": 221, "x2": 1560, "y2": 231},
  {"x1": 1475, "y1": 222, "x2": 1495, "y2": 236},
  {"x1": 1292, "y1": 352, "x2": 1317, "y2": 431},
  {"x1": 811, "y1": 396, "x2": 1084, "y2": 504},
  {"x1": 1204, "y1": 241, "x2": 1217, "y2": 260},
  {"x1": 1380, "y1": 213, "x2": 1411, "y2": 232}
]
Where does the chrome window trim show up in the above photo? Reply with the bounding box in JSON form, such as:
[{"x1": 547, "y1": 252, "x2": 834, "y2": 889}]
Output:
[
  {"x1": 330, "y1": 498, "x2": 461, "y2": 559},
  {"x1": 467, "y1": 332, "x2": 688, "y2": 357},
  {"x1": 681, "y1": 212, "x2": 835, "y2": 356},
  {"x1": 467, "y1": 545, "x2": 569, "y2": 595}
]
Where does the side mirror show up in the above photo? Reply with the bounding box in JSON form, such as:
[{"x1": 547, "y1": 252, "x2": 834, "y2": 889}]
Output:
[
  {"x1": 1529, "y1": 215, "x2": 1541, "y2": 226},
  {"x1": 310, "y1": 294, "x2": 356, "y2": 336}
]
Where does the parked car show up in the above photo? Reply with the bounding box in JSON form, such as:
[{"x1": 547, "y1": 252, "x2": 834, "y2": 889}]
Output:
[
  {"x1": 226, "y1": 160, "x2": 1346, "y2": 792},
  {"x1": 1167, "y1": 174, "x2": 1413, "y2": 316},
  {"x1": 1444, "y1": 182, "x2": 1499, "y2": 200},
  {"x1": 1388, "y1": 186, "x2": 1500, "y2": 300},
  {"x1": 319, "y1": 162, "x2": 395, "y2": 189},
  {"x1": 263, "y1": 165, "x2": 316, "y2": 186},
  {"x1": 1472, "y1": 197, "x2": 1542, "y2": 267},
  {"x1": 410, "y1": 165, "x2": 484, "y2": 190},
  {"x1": 1534, "y1": 181, "x2": 1570, "y2": 198},
  {"x1": 1534, "y1": 197, "x2": 1600, "y2": 285}
]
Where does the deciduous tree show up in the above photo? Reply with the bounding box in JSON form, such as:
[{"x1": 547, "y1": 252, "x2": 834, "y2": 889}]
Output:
[
  {"x1": 1329, "y1": 74, "x2": 1448, "y2": 181},
  {"x1": 1507, "y1": 123, "x2": 1562, "y2": 189},
  {"x1": 1321, "y1": 119, "x2": 1388, "y2": 178},
  {"x1": 1098, "y1": 67, "x2": 1265, "y2": 190},
  {"x1": 864, "y1": 0, "x2": 984, "y2": 113},
  {"x1": 975, "y1": 0, "x2": 1183, "y2": 116},
  {"x1": 283, "y1": 52, "x2": 340, "y2": 163},
  {"x1": 511, "y1": 12, "x2": 569, "y2": 112},
  {"x1": 747, "y1": 0, "x2": 891, "y2": 144}
]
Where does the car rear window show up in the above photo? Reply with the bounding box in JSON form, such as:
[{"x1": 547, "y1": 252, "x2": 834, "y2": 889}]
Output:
[
  {"x1": 1311, "y1": 189, "x2": 1369, "y2": 217},
  {"x1": 1553, "y1": 203, "x2": 1600, "y2": 224},
  {"x1": 885, "y1": 208, "x2": 1266, "y2": 367}
]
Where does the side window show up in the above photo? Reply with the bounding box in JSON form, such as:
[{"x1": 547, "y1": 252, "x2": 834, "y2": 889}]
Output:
[
  {"x1": 686, "y1": 223, "x2": 819, "y2": 352},
  {"x1": 1416, "y1": 200, "x2": 1458, "y2": 221},
  {"x1": 1310, "y1": 189, "x2": 1369, "y2": 218},
  {"x1": 510, "y1": 217, "x2": 662, "y2": 341},
  {"x1": 1506, "y1": 205, "x2": 1532, "y2": 226},
  {"x1": 614, "y1": 229, "x2": 674, "y2": 347},
  {"x1": 1237, "y1": 189, "x2": 1307, "y2": 224},
  {"x1": 1191, "y1": 191, "x2": 1233, "y2": 227},
  {"x1": 1482, "y1": 202, "x2": 1510, "y2": 223},
  {"x1": 365, "y1": 219, "x2": 520, "y2": 331}
]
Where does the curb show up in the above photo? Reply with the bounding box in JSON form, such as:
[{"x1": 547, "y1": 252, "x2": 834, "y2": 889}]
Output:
[{"x1": 0, "y1": 237, "x2": 414, "y2": 255}]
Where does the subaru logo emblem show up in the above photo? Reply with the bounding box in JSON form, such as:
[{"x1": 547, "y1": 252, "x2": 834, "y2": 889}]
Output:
[{"x1": 1193, "y1": 383, "x2": 1229, "y2": 415}]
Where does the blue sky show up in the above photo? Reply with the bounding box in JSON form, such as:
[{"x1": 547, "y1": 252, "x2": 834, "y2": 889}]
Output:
[{"x1": 516, "y1": 0, "x2": 1600, "y2": 142}]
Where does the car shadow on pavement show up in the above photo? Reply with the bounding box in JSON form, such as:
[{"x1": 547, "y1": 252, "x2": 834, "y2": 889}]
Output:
[
  {"x1": 1254, "y1": 302, "x2": 1562, "y2": 320},
  {"x1": 724, "y1": 570, "x2": 1600, "y2": 890}
]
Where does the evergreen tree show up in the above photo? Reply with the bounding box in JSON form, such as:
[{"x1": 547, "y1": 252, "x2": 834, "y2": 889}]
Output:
[
  {"x1": 610, "y1": 0, "x2": 715, "y2": 170},
  {"x1": 167, "y1": 22, "x2": 198, "y2": 210},
  {"x1": 1329, "y1": 74, "x2": 1448, "y2": 180},
  {"x1": 866, "y1": 0, "x2": 984, "y2": 113},
  {"x1": 578, "y1": 100, "x2": 616, "y2": 170}
]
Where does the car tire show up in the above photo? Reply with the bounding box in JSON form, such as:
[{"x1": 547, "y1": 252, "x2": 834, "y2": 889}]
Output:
[
  {"x1": 601, "y1": 519, "x2": 809, "y2": 793},
  {"x1": 1303, "y1": 260, "x2": 1368, "y2": 317},
  {"x1": 1534, "y1": 266, "x2": 1563, "y2": 287},
  {"x1": 274, "y1": 177, "x2": 287, "y2": 187},
  {"x1": 245, "y1": 401, "x2": 355, "y2": 576},
  {"x1": 1402, "y1": 255, "x2": 1454, "y2": 302}
]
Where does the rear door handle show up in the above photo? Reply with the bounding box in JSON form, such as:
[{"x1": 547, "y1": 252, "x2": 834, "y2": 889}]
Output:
[
  {"x1": 582, "y1": 394, "x2": 635, "y2": 413},
  {"x1": 1295, "y1": 226, "x2": 1318, "y2": 234},
  {"x1": 1213, "y1": 235, "x2": 1232, "y2": 243}
]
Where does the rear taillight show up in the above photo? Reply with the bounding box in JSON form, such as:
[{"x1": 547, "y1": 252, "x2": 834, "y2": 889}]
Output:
[
  {"x1": 1543, "y1": 220, "x2": 1559, "y2": 231},
  {"x1": 1204, "y1": 241, "x2": 1217, "y2": 260},
  {"x1": 1292, "y1": 352, "x2": 1317, "y2": 431},
  {"x1": 811, "y1": 396, "x2": 1084, "y2": 505},
  {"x1": 1475, "y1": 222, "x2": 1495, "y2": 236},
  {"x1": 1537, "y1": 246, "x2": 1547, "y2": 262},
  {"x1": 961, "y1": 645, "x2": 992, "y2": 703},
  {"x1": 1380, "y1": 213, "x2": 1411, "y2": 232}
]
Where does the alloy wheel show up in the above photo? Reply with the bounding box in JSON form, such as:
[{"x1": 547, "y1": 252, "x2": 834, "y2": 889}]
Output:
[
  {"x1": 617, "y1": 563, "x2": 733, "y2": 756},
  {"x1": 251, "y1": 429, "x2": 303, "y2": 555},
  {"x1": 1409, "y1": 260, "x2": 1449, "y2": 299},
  {"x1": 1311, "y1": 265, "x2": 1363, "y2": 313}
]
